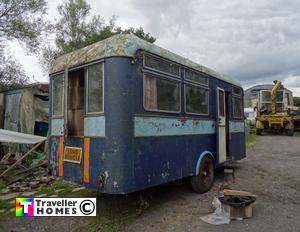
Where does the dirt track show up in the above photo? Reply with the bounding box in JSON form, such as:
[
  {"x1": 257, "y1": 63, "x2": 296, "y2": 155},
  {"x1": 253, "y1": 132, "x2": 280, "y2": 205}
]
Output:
[{"x1": 1, "y1": 135, "x2": 300, "y2": 232}]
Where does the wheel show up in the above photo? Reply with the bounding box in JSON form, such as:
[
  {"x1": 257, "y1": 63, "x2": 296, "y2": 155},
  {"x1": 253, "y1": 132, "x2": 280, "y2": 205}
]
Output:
[
  {"x1": 190, "y1": 156, "x2": 214, "y2": 193},
  {"x1": 256, "y1": 128, "x2": 262, "y2": 135}
]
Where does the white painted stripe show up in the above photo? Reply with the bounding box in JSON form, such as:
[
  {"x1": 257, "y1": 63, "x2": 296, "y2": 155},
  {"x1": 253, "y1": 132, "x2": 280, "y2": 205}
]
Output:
[
  {"x1": 51, "y1": 119, "x2": 64, "y2": 136},
  {"x1": 229, "y1": 121, "x2": 245, "y2": 133},
  {"x1": 84, "y1": 116, "x2": 105, "y2": 137},
  {"x1": 134, "y1": 116, "x2": 216, "y2": 137}
]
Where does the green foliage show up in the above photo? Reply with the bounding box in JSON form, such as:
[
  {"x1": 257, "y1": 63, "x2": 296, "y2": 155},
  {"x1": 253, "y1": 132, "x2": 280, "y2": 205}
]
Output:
[
  {"x1": 41, "y1": 0, "x2": 156, "y2": 71},
  {"x1": 0, "y1": 0, "x2": 50, "y2": 51},
  {"x1": 246, "y1": 133, "x2": 257, "y2": 150},
  {"x1": 293, "y1": 96, "x2": 300, "y2": 107},
  {"x1": 0, "y1": 53, "x2": 29, "y2": 91},
  {"x1": 0, "y1": 0, "x2": 50, "y2": 90}
]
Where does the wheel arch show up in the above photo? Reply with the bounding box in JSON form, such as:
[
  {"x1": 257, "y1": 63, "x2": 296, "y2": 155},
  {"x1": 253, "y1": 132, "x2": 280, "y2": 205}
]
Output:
[{"x1": 195, "y1": 151, "x2": 215, "y2": 175}]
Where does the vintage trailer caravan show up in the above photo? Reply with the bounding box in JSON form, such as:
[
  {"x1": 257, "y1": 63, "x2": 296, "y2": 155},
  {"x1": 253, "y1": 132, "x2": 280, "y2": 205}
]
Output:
[{"x1": 49, "y1": 34, "x2": 245, "y2": 194}]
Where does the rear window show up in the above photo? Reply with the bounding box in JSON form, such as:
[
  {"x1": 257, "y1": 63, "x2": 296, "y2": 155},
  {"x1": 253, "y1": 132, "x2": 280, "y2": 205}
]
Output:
[
  {"x1": 52, "y1": 74, "x2": 64, "y2": 116},
  {"x1": 86, "y1": 63, "x2": 104, "y2": 113}
]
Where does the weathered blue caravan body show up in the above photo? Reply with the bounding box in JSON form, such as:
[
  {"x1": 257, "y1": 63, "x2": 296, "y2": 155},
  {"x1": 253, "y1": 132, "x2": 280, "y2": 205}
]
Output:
[{"x1": 49, "y1": 34, "x2": 245, "y2": 194}]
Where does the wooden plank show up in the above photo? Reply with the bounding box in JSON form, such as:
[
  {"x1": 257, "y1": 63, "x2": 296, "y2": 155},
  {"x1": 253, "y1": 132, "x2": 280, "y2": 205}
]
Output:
[
  {"x1": 0, "y1": 141, "x2": 44, "y2": 178},
  {"x1": 223, "y1": 189, "x2": 256, "y2": 197}
]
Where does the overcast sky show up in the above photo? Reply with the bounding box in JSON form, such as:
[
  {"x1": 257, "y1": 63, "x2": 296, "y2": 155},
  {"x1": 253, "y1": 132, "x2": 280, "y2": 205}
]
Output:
[{"x1": 8, "y1": 0, "x2": 300, "y2": 96}]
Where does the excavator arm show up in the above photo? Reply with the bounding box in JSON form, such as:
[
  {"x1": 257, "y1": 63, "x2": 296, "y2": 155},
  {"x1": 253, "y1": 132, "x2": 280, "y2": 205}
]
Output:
[{"x1": 271, "y1": 80, "x2": 282, "y2": 114}]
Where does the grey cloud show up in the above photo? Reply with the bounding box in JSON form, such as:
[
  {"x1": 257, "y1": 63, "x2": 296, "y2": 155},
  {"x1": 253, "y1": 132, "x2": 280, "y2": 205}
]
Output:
[{"x1": 129, "y1": 0, "x2": 300, "y2": 95}]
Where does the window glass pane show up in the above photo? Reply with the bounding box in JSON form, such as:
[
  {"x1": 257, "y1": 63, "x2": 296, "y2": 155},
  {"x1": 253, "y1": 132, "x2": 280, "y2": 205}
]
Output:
[
  {"x1": 261, "y1": 103, "x2": 271, "y2": 112},
  {"x1": 144, "y1": 74, "x2": 180, "y2": 112},
  {"x1": 233, "y1": 97, "x2": 243, "y2": 118},
  {"x1": 185, "y1": 84, "x2": 209, "y2": 114},
  {"x1": 185, "y1": 69, "x2": 208, "y2": 85},
  {"x1": 87, "y1": 63, "x2": 103, "y2": 113},
  {"x1": 52, "y1": 74, "x2": 64, "y2": 116},
  {"x1": 261, "y1": 91, "x2": 271, "y2": 102},
  {"x1": 233, "y1": 86, "x2": 242, "y2": 96},
  {"x1": 218, "y1": 90, "x2": 225, "y2": 117},
  {"x1": 276, "y1": 91, "x2": 283, "y2": 102},
  {"x1": 276, "y1": 103, "x2": 284, "y2": 112},
  {"x1": 144, "y1": 54, "x2": 180, "y2": 76}
]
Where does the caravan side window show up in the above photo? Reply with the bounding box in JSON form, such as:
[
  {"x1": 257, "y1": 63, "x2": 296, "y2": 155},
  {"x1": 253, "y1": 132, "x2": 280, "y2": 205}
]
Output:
[
  {"x1": 86, "y1": 63, "x2": 104, "y2": 113},
  {"x1": 144, "y1": 74, "x2": 180, "y2": 112},
  {"x1": 52, "y1": 74, "x2": 64, "y2": 116},
  {"x1": 185, "y1": 84, "x2": 209, "y2": 115},
  {"x1": 232, "y1": 86, "x2": 243, "y2": 119},
  {"x1": 233, "y1": 97, "x2": 243, "y2": 118}
]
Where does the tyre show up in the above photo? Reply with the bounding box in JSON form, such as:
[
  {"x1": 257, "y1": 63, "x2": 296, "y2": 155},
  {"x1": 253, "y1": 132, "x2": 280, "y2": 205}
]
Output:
[
  {"x1": 256, "y1": 128, "x2": 262, "y2": 135},
  {"x1": 190, "y1": 156, "x2": 214, "y2": 193}
]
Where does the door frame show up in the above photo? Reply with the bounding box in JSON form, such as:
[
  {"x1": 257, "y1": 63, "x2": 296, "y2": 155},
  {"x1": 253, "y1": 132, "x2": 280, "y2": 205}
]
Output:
[{"x1": 216, "y1": 87, "x2": 227, "y2": 164}]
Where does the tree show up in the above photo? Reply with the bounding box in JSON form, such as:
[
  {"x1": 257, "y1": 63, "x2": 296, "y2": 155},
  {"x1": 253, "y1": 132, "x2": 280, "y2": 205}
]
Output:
[
  {"x1": 41, "y1": 0, "x2": 156, "y2": 71},
  {"x1": 294, "y1": 97, "x2": 300, "y2": 107},
  {"x1": 0, "y1": 0, "x2": 50, "y2": 90}
]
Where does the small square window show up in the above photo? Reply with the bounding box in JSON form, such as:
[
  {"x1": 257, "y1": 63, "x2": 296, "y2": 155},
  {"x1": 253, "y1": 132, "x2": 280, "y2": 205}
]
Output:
[{"x1": 143, "y1": 54, "x2": 180, "y2": 77}]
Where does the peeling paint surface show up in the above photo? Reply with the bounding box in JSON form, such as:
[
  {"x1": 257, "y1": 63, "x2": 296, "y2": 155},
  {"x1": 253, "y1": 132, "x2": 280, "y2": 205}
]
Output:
[
  {"x1": 229, "y1": 121, "x2": 245, "y2": 133},
  {"x1": 84, "y1": 116, "x2": 105, "y2": 137},
  {"x1": 50, "y1": 34, "x2": 241, "y2": 87},
  {"x1": 134, "y1": 116, "x2": 215, "y2": 137},
  {"x1": 51, "y1": 118, "x2": 64, "y2": 136}
]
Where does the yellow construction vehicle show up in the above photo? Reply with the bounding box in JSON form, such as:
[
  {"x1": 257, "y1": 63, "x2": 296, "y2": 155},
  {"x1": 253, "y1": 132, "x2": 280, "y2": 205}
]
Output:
[{"x1": 255, "y1": 80, "x2": 294, "y2": 136}]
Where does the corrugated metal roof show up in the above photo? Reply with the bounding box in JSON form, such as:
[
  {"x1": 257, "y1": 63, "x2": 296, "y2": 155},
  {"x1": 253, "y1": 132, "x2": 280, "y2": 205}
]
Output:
[{"x1": 50, "y1": 34, "x2": 241, "y2": 87}]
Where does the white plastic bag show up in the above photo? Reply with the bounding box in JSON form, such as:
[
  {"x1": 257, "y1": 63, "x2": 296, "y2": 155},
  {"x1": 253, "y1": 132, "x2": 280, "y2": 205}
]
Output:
[{"x1": 200, "y1": 197, "x2": 230, "y2": 225}]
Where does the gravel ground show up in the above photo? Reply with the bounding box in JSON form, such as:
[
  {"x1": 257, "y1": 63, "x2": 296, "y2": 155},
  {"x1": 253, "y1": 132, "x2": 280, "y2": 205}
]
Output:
[
  {"x1": 1, "y1": 135, "x2": 299, "y2": 232},
  {"x1": 124, "y1": 135, "x2": 300, "y2": 232}
]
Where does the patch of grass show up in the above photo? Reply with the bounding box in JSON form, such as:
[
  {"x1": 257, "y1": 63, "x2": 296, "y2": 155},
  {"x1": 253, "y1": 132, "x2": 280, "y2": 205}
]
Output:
[
  {"x1": 246, "y1": 133, "x2": 257, "y2": 150},
  {"x1": 35, "y1": 179, "x2": 73, "y2": 196},
  {"x1": 0, "y1": 199, "x2": 11, "y2": 211},
  {"x1": 0, "y1": 180, "x2": 5, "y2": 192},
  {"x1": 294, "y1": 131, "x2": 300, "y2": 137}
]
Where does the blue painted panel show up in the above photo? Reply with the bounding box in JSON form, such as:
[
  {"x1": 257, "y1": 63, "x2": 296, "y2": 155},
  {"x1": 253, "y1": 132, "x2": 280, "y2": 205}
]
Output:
[
  {"x1": 230, "y1": 121, "x2": 245, "y2": 133},
  {"x1": 63, "y1": 138, "x2": 83, "y2": 184},
  {"x1": 230, "y1": 133, "x2": 246, "y2": 160},
  {"x1": 49, "y1": 137, "x2": 59, "y2": 176},
  {"x1": 133, "y1": 134, "x2": 216, "y2": 190},
  {"x1": 134, "y1": 116, "x2": 215, "y2": 137},
  {"x1": 87, "y1": 138, "x2": 105, "y2": 189},
  {"x1": 84, "y1": 116, "x2": 105, "y2": 137},
  {"x1": 51, "y1": 119, "x2": 64, "y2": 136}
]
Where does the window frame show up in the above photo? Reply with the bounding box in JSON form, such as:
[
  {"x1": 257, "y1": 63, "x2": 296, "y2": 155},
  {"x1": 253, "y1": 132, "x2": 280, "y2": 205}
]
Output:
[
  {"x1": 232, "y1": 86, "x2": 243, "y2": 119},
  {"x1": 51, "y1": 72, "x2": 65, "y2": 118},
  {"x1": 184, "y1": 67, "x2": 209, "y2": 86},
  {"x1": 143, "y1": 53, "x2": 181, "y2": 78},
  {"x1": 184, "y1": 81, "x2": 210, "y2": 116},
  {"x1": 143, "y1": 72, "x2": 182, "y2": 114},
  {"x1": 259, "y1": 89, "x2": 285, "y2": 112},
  {"x1": 85, "y1": 61, "x2": 105, "y2": 115}
]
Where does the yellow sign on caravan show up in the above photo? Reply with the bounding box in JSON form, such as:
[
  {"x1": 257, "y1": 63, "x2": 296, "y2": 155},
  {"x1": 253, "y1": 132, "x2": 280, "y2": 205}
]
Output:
[{"x1": 64, "y1": 147, "x2": 82, "y2": 163}]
